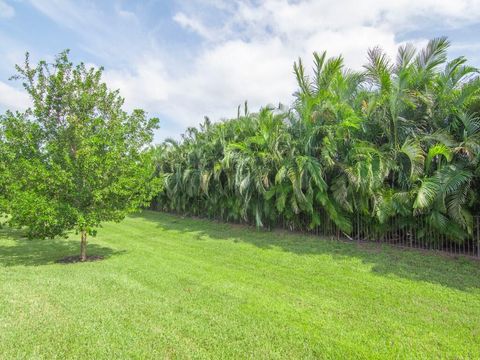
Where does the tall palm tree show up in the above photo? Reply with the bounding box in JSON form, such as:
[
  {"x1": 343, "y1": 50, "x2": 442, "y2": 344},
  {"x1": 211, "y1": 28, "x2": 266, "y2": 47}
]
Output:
[{"x1": 151, "y1": 38, "x2": 480, "y2": 245}]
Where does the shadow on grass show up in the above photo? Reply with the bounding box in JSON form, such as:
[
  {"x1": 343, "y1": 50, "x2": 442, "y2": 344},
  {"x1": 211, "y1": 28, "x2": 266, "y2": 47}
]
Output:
[
  {"x1": 134, "y1": 211, "x2": 480, "y2": 292},
  {"x1": 0, "y1": 226, "x2": 122, "y2": 267}
]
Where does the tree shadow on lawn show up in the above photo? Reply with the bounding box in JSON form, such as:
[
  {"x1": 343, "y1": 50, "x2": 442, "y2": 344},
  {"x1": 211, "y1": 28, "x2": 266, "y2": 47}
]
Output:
[
  {"x1": 135, "y1": 211, "x2": 480, "y2": 292},
  {"x1": 0, "y1": 226, "x2": 121, "y2": 267}
]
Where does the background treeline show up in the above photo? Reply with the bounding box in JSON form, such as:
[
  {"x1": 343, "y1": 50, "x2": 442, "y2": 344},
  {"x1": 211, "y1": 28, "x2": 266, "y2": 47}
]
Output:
[{"x1": 151, "y1": 38, "x2": 480, "y2": 244}]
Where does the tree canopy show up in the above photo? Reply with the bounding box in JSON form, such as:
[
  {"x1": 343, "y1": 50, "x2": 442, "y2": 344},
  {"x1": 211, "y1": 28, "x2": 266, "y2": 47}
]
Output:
[{"x1": 0, "y1": 50, "x2": 160, "y2": 260}]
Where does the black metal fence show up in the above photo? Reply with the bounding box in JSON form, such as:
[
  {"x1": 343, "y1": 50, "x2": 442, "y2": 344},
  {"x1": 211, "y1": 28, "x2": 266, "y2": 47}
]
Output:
[
  {"x1": 277, "y1": 212, "x2": 480, "y2": 258},
  {"x1": 150, "y1": 204, "x2": 480, "y2": 258}
]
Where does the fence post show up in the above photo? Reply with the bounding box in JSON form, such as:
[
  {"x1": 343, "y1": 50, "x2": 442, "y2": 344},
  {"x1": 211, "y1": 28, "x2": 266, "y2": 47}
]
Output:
[
  {"x1": 357, "y1": 212, "x2": 360, "y2": 243},
  {"x1": 477, "y1": 216, "x2": 480, "y2": 258}
]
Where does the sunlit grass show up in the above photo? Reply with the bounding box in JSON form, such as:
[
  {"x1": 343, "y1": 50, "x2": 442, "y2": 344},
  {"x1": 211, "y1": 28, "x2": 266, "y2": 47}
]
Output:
[{"x1": 1, "y1": 210, "x2": 479, "y2": 359}]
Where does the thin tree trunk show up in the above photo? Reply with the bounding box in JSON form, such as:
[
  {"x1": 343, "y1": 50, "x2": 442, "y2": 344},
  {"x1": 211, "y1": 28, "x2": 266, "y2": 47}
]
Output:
[{"x1": 80, "y1": 230, "x2": 87, "y2": 262}]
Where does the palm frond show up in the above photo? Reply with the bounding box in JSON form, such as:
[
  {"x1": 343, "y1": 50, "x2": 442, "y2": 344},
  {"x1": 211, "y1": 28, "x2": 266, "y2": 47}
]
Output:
[{"x1": 416, "y1": 37, "x2": 449, "y2": 72}]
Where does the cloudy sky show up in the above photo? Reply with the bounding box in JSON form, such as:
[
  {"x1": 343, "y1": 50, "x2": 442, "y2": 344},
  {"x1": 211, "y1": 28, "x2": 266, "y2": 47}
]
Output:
[{"x1": 1, "y1": 0, "x2": 479, "y2": 142}]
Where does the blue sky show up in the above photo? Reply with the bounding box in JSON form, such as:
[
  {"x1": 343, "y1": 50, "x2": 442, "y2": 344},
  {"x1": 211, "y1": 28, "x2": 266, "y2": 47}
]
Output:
[{"x1": 1, "y1": 0, "x2": 480, "y2": 143}]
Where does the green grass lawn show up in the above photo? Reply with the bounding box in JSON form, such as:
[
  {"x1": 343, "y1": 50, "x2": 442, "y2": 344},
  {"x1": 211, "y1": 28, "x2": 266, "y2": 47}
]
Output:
[{"x1": 1, "y1": 211, "x2": 480, "y2": 359}]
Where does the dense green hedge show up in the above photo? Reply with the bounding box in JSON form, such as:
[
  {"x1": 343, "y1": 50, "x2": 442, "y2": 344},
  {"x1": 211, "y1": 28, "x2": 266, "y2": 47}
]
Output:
[{"x1": 152, "y1": 38, "x2": 480, "y2": 243}]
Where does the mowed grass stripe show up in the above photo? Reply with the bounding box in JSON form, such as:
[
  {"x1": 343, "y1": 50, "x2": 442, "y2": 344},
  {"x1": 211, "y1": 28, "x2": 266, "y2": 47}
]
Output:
[{"x1": 1, "y1": 210, "x2": 479, "y2": 359}]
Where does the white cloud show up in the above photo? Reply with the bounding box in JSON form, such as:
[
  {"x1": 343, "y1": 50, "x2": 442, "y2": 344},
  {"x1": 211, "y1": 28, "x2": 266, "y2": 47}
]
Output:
[
  {"x1": 0, "y1": 81, "x2": 29, "y2": 111},
  {"x1": 29, "y1": 0, "x2": 103, "y2": 32},
  {"x1": 173, "y1": 12, "x2": 215, "y2": 40},
  {"x1": 151, "y1": 0, "x2": 480, "y2": 136},
  {"x1": 19, "y1": 0, "x2": 480, "y2": 140},
  {"x1": 115, "y1": 6, "x2": 137, "y2": 22},
  {"x1": 27, "y1": 0, "x2": 150, "y2": 62},
  {"x1": 103, "y1": 56, "x2": 170, "y2": 112},
  {"x1": 0, "y1": 0, "x2": 14, "y2": 18},
  {"x1": 174, "y1": 38, "x2": 295, "y2": 119}
]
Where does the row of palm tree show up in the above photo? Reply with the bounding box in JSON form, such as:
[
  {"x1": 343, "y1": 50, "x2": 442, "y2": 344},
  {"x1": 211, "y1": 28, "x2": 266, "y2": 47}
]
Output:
[{"x1": 152, "y1": 38, "x2": 480, "y2": 245}]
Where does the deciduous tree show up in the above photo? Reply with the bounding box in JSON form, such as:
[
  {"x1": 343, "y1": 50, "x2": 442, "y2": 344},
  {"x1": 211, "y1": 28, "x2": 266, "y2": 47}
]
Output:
[{"x1": 0, "y1": 50, "x2": 160, "y2": 261}]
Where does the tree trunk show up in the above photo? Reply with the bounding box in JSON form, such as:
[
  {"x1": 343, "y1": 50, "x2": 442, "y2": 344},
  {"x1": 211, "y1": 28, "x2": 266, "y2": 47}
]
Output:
[{"x1": 80, "y1": 230, "x2": 87, "y2": 262}]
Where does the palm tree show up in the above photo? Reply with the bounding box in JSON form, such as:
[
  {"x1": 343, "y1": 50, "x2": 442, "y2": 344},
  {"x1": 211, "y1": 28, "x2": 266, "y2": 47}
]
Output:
[{"x1": 151, "y1": 38, "x2": 480, "y2": 247}]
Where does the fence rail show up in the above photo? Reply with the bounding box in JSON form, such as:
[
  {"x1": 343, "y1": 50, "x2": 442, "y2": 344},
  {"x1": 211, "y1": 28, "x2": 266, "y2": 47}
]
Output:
[
  {"x1": 150, "y1": 205, "x2": 480, "y2": 258},
  {"x1": 288, "y1": 212, "x2": 480, "y2": 258}
]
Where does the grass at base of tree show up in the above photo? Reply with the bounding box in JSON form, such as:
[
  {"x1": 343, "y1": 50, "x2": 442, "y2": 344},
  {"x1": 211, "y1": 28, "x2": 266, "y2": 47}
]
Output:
[{"x1": 1, "y1": 210, "x2": 480, "y2": 359}]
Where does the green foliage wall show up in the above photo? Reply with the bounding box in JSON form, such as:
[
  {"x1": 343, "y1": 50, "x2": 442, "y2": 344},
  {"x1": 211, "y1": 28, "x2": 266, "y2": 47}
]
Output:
[{"x1": 153, "y1": 38, "x2": 480, "y2": 243}]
